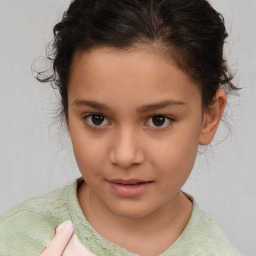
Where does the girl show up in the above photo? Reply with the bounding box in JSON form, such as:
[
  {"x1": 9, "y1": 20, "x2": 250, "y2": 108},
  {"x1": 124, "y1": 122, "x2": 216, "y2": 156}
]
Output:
[{"x1": 0, "y1": 0, "x2": 245, "y2": 255}]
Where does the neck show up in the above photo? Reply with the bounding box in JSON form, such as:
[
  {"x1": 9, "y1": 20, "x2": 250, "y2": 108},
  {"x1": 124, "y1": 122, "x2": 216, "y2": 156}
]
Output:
[{"x1": 77, "y1": 181, "x2": 193, "y2": 255}]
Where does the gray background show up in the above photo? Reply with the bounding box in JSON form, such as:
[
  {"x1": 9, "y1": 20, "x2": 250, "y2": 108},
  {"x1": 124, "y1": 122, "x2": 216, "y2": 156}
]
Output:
[{"x1": 0, "y1": 0, "x2": 255, "y2": 255}]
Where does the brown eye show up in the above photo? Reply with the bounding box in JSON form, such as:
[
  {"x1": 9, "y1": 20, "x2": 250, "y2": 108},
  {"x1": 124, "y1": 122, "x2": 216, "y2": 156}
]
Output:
[
  {"x1": 147, "y1": 115, "x2": 173, "y2": 128},
  {"x1": 92, "y1": 115, "x2": 104, "y2": 125},
  {"x1": 152, "y1": 116, "x2": 165, "y2": 126},
  {"x1": 84, "y1": 114, "x2": 110, "y2": 127}
]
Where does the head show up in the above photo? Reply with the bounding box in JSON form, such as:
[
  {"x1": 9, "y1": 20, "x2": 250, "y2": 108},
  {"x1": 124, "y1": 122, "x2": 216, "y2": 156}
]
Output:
[{"x1": 35, "y1": 0, "x2": 238, "y2": 218}]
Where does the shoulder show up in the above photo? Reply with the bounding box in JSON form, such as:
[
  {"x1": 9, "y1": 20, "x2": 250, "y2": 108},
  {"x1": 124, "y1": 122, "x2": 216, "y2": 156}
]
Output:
[
  {"x1": 0, "y1": 180, "x2": 76, "y2": 256},
  {"x1": 188, "y1": 200, "x2": 244, "y2": 256}
]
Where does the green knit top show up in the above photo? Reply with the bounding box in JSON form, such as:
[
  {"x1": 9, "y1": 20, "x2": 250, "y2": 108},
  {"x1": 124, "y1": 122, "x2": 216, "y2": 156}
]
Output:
[{"x1": 0, "y1": 177, "x2": 244, "y2": 256}]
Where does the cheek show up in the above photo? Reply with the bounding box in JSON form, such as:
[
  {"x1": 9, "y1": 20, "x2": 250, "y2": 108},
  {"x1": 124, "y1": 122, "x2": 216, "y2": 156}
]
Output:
[
  {"x1": 70, "y1": 128, "x2": 107, "y2": 179},
  {"x1": 149, "y1": 127, "x2": 200, "y2": 184}
]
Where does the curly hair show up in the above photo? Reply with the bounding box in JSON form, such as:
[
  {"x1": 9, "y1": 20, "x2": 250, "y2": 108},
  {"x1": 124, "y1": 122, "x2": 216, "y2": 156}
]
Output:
[{"x1": 35, "y1": 0, "x2": 239, "y2": 122}]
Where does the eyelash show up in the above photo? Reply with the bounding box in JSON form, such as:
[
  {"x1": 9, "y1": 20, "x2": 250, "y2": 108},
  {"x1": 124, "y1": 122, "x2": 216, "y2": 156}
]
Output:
[{"x1": 82, "y1": 113, "x2": 175, "y2": 130}]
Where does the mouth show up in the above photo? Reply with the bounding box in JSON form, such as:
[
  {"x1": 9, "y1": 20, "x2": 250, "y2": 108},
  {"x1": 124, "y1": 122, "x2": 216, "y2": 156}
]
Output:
[
  {"x1": 108, "y1": 179, "x2": 152, "y2": 185},
  {"x1": 107, "y1": 179, "x2": 153, "y2": 197}
]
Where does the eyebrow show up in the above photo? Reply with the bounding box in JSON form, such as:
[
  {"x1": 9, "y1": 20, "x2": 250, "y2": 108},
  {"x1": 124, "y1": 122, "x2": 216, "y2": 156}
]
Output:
[{"x1": 72, "y1": 99, "x2": 186, "y2": 113}]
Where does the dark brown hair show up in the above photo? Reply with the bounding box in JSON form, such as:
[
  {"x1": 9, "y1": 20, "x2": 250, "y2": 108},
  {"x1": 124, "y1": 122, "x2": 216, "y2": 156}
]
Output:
[{"x1": 35, "y1": 0, "x2": 239, "y2": 122}]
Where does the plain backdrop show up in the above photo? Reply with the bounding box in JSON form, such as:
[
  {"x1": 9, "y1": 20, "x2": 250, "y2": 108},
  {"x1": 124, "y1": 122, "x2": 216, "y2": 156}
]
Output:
[{"x1": 0, "y1": 0, "x2": 255, "y2": 255}]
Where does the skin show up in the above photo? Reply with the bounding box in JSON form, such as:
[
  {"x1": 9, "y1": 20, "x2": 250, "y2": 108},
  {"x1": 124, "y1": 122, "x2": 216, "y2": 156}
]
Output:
[
  {"x1": 41, "y1": 221, "x2": 96, "y2": 256},
  {"x1": 42, "y1": 45, "x2": 226, "y2": 256}
]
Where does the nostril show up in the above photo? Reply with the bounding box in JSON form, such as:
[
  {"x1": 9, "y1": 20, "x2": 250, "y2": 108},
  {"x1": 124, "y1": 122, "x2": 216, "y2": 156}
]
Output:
[{"x1": 109, "y1": 137, "x2": 145, "y2": 167}]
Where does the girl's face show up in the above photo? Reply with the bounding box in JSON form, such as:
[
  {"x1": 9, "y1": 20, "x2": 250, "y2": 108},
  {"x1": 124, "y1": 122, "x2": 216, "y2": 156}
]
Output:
[{"x1": 67, "y1": 46, "x2": 205, "y2": 219}]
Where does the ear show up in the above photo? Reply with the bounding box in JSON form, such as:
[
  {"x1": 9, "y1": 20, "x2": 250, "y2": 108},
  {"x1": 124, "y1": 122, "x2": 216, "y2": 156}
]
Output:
[{"x1": 199, "y1": 89, "x2": 227, "y2": 145}]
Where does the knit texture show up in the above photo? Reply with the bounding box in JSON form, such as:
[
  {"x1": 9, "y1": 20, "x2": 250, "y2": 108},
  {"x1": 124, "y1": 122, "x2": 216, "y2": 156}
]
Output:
[{"x1": 0, "y1": 177, "x2": 244, "y2": 256}]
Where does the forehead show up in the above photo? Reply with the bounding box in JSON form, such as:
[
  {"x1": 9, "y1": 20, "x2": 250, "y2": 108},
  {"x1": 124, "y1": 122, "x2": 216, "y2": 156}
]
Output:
[{"x1": 68, "y1": 46, "x2": 202, "y2": 110}]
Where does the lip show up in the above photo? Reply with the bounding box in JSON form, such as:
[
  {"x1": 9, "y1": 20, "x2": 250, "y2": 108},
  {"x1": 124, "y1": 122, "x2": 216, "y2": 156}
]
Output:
[
  {"x1": 109, "y1": 179, "x2": 149, "y2": 185},
  {"x1": 107, "y1": 179, "x2": 153, "y2": 197}
]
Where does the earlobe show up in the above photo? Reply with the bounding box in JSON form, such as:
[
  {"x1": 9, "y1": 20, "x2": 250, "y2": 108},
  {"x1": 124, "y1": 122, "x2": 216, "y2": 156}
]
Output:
[{"x1": 199, "y1": 89, "x2": 227, "y2": 145}]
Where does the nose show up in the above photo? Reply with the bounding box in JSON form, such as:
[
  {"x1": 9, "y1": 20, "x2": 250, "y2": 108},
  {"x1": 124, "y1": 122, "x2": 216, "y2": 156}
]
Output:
[{"x1": 109, "y1": 127, "x2": 145, "y2": 168}]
